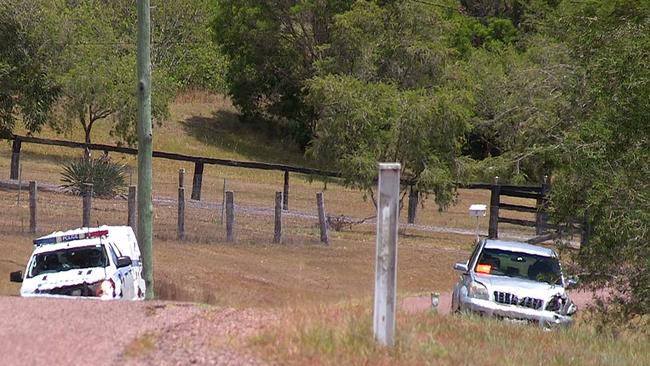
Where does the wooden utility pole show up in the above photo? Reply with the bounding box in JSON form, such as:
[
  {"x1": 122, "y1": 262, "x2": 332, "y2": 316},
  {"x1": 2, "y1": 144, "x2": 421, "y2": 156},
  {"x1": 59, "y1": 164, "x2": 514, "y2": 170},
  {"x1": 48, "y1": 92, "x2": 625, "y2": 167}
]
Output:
[
  {"x1": 373, "y1": 163, "x2": 400, "y2": 347},
  {"x1": 137, "y1": 0, "x2": 154, "y2": 300},
  {"x1": 127, "y1": 185, "x2": 137, "y2": 230},
  {"x1": 82, "y1": 183, "x2": 92, "y2": 227}
]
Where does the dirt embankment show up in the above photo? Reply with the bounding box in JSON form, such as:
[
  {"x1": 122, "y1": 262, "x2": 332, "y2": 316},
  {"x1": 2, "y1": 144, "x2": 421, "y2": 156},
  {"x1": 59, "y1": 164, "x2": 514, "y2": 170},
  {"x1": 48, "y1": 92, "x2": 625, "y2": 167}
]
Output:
[{"x1": 0, "y1": 297, "x2": 275, "y2": 366}]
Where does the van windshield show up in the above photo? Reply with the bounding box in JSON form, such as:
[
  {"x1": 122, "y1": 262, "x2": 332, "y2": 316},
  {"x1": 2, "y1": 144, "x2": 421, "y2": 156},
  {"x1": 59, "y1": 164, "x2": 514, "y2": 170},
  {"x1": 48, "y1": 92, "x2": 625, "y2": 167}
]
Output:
[{"x1": 28, "y1": 245, "x2": 108, "y2": 278}]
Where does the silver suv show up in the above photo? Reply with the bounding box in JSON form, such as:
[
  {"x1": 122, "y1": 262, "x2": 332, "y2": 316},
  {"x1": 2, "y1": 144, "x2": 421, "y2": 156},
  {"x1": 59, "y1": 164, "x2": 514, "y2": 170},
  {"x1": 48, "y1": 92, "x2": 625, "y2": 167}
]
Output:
[{"x1": 451, "y1": 239, "x2": 577, "y2": 328}]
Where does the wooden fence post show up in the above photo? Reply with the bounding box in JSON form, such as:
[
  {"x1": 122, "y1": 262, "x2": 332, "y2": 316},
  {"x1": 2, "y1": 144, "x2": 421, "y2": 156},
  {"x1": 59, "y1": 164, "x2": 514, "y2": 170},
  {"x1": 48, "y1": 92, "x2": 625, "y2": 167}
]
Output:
[
  {"x1": 316, "y1": 192, "x2": 328, "y2": 245},
  {"x1": 536, "y1": 175, "x2": 550, "y2": 235},
  {"x1": 178, "y1": 167, "x2": 186, "y2": 239},
  {"x1": 407, "y1": 185, "x2": 418, "y2": 224},
  {"x1": 226, "y1": 191, "x2": 235, "y2": 242},
  {"x1": 128, "y1": 185, "x2": 137, "y2": 230},
  {"x1": 178, "y1": 187, "x2": 185, "y2": 240},
  {"x1": 191, "y1": 161, "x2": 204, "y2": 200},
  {"x1": 10, "y1": 137, "x2": 21, "y2": 180},
  {"x1": 274, "y1": 192, "x2": 282, "y2": 243},
  {"x1": 82, "y1": 183, "x2": 93, "y2": 227},
  {"x1": 283, "y1": 171, "x2": 289, "y2": 210},
  {"x1": 220, "y1": 178, "x2": 227, "y2": 226},
  {"x1": 488, "y1": 176, "x2": 500, "y2": 239},
  {"x1": 373, "y1": 163, "x2": 400, "y2": 347},
  {"x1": 29, "y1": 181, "x2": 37, "y2": 233},
  {"x1": 179, "y1": 168, "x2": 185, "y2": 188}
]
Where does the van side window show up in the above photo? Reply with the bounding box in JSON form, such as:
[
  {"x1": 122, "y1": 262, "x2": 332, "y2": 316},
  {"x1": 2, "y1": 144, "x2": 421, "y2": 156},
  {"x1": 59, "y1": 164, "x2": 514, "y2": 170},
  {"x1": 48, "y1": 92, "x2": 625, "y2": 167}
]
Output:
[{"x1": 108, "y1": 243, "x2": 119, "y2": 266}]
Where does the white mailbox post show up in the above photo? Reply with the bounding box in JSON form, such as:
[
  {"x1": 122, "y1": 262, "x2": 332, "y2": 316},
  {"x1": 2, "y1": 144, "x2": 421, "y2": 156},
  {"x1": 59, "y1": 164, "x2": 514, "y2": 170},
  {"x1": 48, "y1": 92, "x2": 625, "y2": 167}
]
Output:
[{"x1": 469, "y1": 204, "x2": 487, "y2": 242}]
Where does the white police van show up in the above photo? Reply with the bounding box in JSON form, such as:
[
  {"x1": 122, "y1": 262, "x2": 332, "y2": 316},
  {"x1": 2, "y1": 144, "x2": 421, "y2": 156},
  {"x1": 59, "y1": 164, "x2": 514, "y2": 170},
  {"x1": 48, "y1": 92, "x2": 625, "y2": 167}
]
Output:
[{"x1": 10, "y1": 226, "x2": 145, "y2": 300}]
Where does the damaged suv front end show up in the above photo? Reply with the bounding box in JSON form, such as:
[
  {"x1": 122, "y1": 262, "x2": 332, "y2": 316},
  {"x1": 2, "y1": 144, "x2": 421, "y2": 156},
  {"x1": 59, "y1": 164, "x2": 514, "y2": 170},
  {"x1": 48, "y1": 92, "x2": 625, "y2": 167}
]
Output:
[{"x1": 451, "y1": 239, "x2": 577, "y2": 328}]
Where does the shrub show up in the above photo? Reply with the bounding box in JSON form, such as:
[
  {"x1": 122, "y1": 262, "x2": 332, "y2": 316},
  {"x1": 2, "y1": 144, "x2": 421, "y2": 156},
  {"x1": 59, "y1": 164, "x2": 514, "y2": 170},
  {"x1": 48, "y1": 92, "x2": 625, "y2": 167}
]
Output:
[{"x1": 60, "y1": 155, "x2": 128, "y2": 198}]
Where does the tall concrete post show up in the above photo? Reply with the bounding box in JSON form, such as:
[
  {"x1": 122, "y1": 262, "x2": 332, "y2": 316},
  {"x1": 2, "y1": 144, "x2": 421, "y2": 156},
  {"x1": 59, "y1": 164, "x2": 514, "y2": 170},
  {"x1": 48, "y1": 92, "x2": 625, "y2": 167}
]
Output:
[
  {"x1": 373, "y1": 163, "x2": 400, "y2": 347},
  {"x1": 137, "y1": 0, "x2": 154, "y2": 299}
]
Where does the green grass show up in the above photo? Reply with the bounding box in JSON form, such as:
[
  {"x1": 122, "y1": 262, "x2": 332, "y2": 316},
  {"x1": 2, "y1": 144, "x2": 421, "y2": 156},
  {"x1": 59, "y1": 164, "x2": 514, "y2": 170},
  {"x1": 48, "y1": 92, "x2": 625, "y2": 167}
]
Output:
[{"x1": 251, "y1": 302, "x2": 650, "y2": 365}]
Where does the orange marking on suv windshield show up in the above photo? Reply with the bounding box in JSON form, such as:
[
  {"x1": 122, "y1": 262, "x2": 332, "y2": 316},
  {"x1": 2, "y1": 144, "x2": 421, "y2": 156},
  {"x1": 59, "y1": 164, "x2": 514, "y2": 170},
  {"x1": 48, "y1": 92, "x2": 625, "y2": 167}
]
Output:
[{"x1": 476, "y1": 264, "x2": 492, "y2": 274}]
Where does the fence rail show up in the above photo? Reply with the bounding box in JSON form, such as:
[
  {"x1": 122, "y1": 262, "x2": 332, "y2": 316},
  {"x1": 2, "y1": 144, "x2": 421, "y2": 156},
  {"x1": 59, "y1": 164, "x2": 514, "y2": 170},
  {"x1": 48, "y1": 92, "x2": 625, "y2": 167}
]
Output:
[{"x1": 5, "y1": 134, "x2": 341, "y2": 210}]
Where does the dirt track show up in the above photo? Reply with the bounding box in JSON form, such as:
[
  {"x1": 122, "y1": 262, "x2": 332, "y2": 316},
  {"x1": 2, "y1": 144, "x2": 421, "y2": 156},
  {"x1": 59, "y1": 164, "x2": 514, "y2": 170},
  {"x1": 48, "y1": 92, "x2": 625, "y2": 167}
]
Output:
[{"x1": 0, "y1": 297, "x2": 274, "y2": 366}]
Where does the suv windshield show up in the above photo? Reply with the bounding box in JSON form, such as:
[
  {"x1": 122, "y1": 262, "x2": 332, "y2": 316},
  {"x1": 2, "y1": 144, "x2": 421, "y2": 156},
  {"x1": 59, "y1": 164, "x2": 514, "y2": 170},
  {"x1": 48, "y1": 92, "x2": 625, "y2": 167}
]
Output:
[
  {"x1": 475, "y1": 248, "x2": 562, "y2": 285},
  {"x1": 28, "y1": 245, "x2": 108, "y2": 278}
]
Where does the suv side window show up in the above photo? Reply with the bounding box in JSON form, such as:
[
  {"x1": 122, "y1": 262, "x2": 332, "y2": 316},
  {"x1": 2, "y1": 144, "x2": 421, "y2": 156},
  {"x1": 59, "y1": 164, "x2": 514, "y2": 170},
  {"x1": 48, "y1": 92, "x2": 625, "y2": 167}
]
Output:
[{"x1": 467, "y1": 240, "x2": 484, "y2": 269}]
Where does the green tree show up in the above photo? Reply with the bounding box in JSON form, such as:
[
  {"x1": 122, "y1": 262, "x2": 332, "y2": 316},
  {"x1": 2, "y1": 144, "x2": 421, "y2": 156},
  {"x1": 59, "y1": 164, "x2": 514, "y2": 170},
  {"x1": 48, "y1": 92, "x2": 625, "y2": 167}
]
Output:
[
  {"x1": 460, "y1": 37, "x2": 580, "y2": 183},
  {"x1": 212, "y1": 0, "x2": 354, "y2": 146},
  {"x1": 306, "y1": 1, "x2": 474, "y2": 208},
  {"x1": 42, "y1": 0, "x2": 175, "y2": 149},
  {"x1": 548, "y1": 0, "x2": 650, "y2": 328},
  {"x1": 0, "y1": 1, "x2": 59, "y2": 138},
  {"x1": 307, "y1": 75, "x2": 470, "y2": 209},
  {"x1": 319, "y1": 1, "x2": 453, "y2": 89},
  {"x1": 109, "y1": 0, "x2": 229, "y2": 92}
]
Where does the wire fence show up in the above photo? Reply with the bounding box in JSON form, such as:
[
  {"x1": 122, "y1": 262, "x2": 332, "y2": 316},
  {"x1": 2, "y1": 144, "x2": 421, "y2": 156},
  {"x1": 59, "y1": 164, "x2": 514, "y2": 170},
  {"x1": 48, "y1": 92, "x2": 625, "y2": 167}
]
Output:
[
  {"x1": 0, "y1": 142, "x2": 540, "y2": 245},
  {"x1": 0, "y1": 187, "x2": 332, "y2": 246}
]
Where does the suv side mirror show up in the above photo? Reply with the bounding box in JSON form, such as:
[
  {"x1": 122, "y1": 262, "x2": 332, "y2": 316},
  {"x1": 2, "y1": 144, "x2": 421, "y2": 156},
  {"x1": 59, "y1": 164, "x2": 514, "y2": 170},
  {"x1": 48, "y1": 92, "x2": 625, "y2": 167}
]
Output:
[
  {"x1": 116, "y1": 256, "x2": 132, "y2": 268},
  {"x1": 10, "y1": 271, "x2": 23, "y2": 283},
  {"x1": 453, "y1": 262, "x2": 469, "y2": 272}
]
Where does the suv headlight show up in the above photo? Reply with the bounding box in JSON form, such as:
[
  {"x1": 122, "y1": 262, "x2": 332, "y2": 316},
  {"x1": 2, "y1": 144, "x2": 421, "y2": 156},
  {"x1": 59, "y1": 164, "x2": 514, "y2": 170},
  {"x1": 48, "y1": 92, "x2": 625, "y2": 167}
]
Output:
[{"x1": 468, "y1": 281, "x2": 489, "y2": 300}]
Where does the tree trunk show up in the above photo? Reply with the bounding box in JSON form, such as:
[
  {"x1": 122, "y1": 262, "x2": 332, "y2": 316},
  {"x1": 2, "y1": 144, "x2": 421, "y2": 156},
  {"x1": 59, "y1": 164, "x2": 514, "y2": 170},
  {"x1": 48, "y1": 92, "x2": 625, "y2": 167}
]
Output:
[{"x1": 84, "y1": 127, "x2": 92, "y2": 160}]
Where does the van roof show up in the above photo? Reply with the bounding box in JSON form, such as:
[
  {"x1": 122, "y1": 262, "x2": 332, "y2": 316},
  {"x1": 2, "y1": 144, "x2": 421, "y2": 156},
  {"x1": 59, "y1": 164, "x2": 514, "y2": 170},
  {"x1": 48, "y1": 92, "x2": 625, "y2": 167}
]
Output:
[{"x1": 33, "y1": 226, "x2": 138, "y2": 256}]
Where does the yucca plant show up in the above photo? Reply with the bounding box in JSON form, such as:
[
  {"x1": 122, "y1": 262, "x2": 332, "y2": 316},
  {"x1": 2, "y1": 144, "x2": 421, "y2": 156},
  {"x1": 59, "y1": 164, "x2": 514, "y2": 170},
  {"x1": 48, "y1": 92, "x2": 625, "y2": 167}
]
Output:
[{"x1": 60, "y1": 156, "x2": 128, "y2": 198}]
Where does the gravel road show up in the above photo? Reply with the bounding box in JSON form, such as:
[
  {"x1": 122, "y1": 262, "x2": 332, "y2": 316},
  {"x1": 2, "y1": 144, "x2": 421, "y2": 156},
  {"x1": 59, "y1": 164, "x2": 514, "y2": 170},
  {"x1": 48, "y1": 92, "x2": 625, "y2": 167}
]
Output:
[{"x1": 0, "y1": 297, "x2": 274, "y2": 366}]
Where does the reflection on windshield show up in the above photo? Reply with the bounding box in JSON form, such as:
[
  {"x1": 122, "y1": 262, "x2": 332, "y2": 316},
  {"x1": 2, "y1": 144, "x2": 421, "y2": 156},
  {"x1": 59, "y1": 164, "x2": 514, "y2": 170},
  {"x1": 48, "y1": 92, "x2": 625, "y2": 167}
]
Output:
[
  {"x1": 28, "y1": 245, "x2": 108, "y2": 278},
  {"x1": 475, "y1": 248, "x2": 562, "y2": 285}
]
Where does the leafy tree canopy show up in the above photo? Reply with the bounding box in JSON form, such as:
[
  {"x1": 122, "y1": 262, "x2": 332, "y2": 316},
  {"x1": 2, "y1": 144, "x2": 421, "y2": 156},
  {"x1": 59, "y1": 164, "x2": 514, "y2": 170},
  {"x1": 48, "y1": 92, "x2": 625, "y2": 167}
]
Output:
[
  {"x1": 307, "y1": 75, "x2": 470, "y2": 209},
  {"x1": 0, "y1": 2, "x2": 59, "y2": 138},
  {"x1": 306, "y1": 1, "x2": 473, "y2": 208},
  {"x1": 2, "y1": 0, "x2": 225, "y2": 144},
  {"x1": 212, "y1": 0, "x2": 354, "y2": 146},
  {"x1": 37, "y1": 0, "x2": 175, "y2": 147},
  {"x1": 547, "y1": 0, "x2": 650, "y2": 328}
]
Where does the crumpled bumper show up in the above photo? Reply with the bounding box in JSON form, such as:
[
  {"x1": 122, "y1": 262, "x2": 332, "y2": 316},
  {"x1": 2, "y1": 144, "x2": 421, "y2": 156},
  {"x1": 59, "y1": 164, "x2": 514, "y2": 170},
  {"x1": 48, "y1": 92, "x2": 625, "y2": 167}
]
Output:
[{"x1": 460, "y1": 296, "x2": 574, "y2": 328}]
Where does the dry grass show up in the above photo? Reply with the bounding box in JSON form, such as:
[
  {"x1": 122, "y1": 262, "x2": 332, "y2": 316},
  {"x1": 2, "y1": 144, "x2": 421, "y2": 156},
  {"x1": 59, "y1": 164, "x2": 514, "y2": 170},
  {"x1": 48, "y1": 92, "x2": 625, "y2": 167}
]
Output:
[
  {"x1": 0, "y1": 187, "x2": 471, "y2": 308},
  {"x1": 122, "y1": 332, "x2": 158, "y2": 359},
  {"x1": 251, "y1": 302, "x2": 650, "y2": 365}
]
